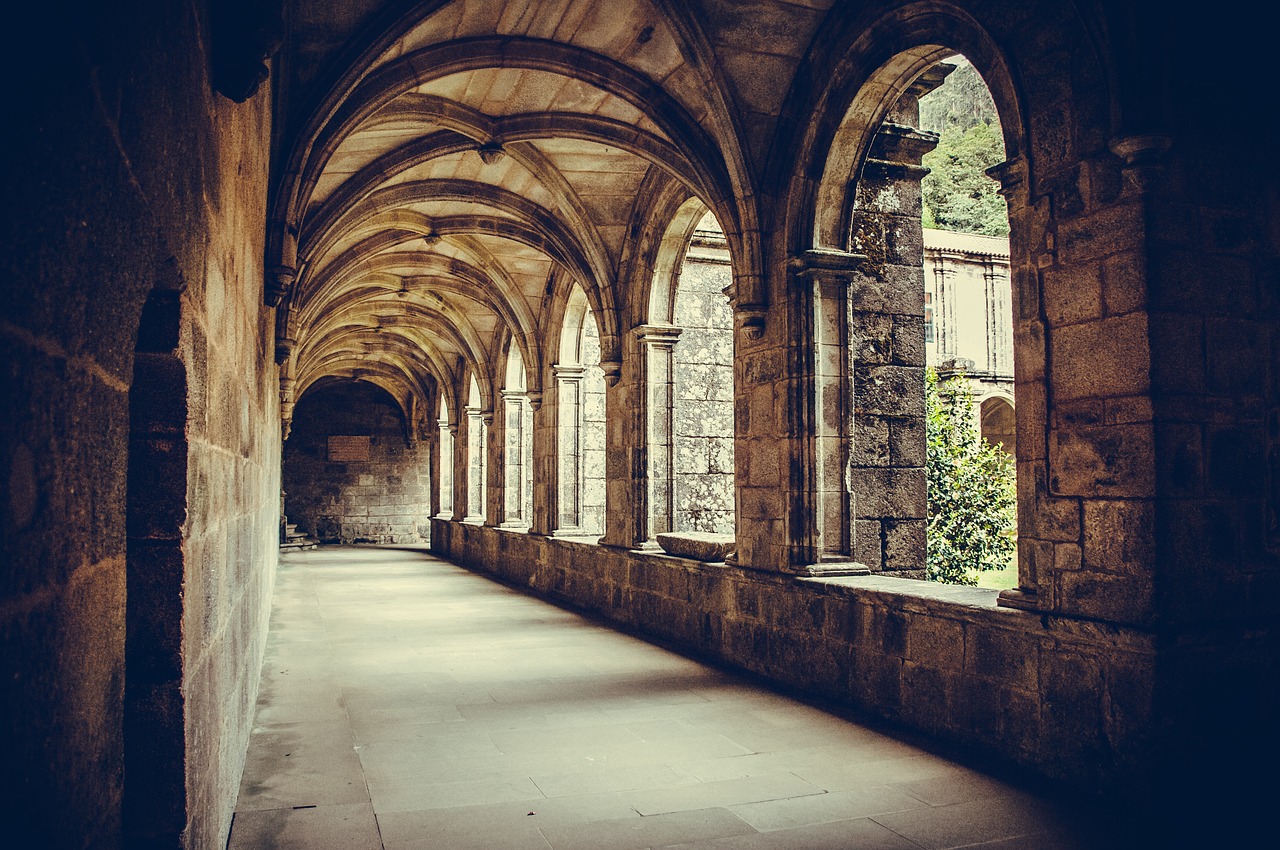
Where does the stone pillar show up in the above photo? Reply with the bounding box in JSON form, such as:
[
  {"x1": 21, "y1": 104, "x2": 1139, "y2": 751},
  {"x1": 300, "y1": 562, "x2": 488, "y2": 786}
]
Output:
[
  {"x1": 598, "y1": 342, "x2": 645, "y2": 549},
  {"x1": 843, "y1": 122, "x2": 936, "y2": 575},
  {"x1": 812, "y1": 269, "x2": 853, "y2": 563},
  {"x1": 552, "y1": 364, "x2": 585, "y2": 534},
  {"x1": 983, "y1": 260, "x2": 1011, "y2": 375},
  {"x1": 427, "y1": 414, "x2": 442, "y2": 518},
  {"x1": 499, "y1": 389, "x2": 528, "y2": 528},
  {"x1": 634, "y1": 324, "x2": 681, "y2": 545},
  {"x1": 482, "y1": 408, "x2": 499, "y2": 526},
  {"x1": 527, "y1": 390, "x2": 556, "y2": 536},
  {"x1": 437, "y1": 421, "x2": 456, "y2": 519},
  {"x1": 452, "y1": 406, "x2": 471, "y2": 522},
  {"x1": 462, "y1": 405, "x2": 486, "y2": 523}
]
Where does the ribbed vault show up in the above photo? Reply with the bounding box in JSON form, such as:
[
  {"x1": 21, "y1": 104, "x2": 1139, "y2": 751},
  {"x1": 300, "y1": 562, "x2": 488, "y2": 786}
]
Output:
[{"x1": 271, "y1": 0, "x2": 785, "y2": 435}]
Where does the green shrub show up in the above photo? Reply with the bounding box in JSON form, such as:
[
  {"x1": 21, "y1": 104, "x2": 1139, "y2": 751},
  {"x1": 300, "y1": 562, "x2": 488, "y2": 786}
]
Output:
[{"x1": 925, "y1": 368, "x2": 1017, "y2": 584}]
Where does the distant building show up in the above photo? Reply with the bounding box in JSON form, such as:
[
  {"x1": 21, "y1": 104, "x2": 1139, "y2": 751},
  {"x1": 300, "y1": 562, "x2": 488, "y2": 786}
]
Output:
[{"x1": 923, "y1": 228, "x2": 1015, "y2": 454}]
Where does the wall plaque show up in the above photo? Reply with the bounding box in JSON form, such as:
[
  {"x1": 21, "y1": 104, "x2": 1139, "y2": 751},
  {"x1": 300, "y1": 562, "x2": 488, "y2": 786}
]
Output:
[{"x1": 328, "y1": 435, "x2": 371, "y2": 462}]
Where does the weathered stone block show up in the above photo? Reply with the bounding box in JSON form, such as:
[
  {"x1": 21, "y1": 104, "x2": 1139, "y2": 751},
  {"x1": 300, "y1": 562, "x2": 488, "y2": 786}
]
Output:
[
  {"x1": 655, "y1": 531, "x2": 734, "y2": 562},
  {"x1": 906, "y1": 616, "x2": 964, "y2": 671},
  {"x1": 888, "y1": 418, "x2": 925, "y2": 467},
  {"x1": 1049, "y1": 423, "x2": 1156, "y2": 497},
  {"x1": 884, "y1": 519, "x2": 925, "y2": 570},
  {"x1": 855, "y1": 365, "x2": 924, "y2": 417},
  {"x1": 1043, "y1": 262, "x2": 1103, "y2": 326},
  {"x1": 1102, "y1": 250, "x2": 1147, "y2": 315},
  {"x1": 850, "y1": 468, "x2": 926, "y2": 519},
  {"x1": 1082, "y1": 499, "x2": 1153, "y2": 572},
  {"x1": 1057, "y1": 569, "x2": 1152, "y2": 624},
  {"x1": 966, "y1": 626, "x2": 1038, "y2": 692},
  {"x1": 1050, "y1": 313, "x2": 1150, "y2": 401}
]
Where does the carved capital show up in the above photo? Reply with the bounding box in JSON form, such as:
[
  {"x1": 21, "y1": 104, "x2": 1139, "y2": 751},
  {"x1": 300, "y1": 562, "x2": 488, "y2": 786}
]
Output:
[
  {"x1": 274, "y1": 335, "x2": 296, "y2": 365},
  {"x1": 1109, "y1": 134, "x2": 1172, "y2": 168},
  {"x1": 736, "y1": 305, "x2": 767, "y2": 341},
  {"x1": 265, "y1": 264, "x2": 296, "y2": 308},
  {"x1": 788, "y1": 248, "x2": 867, "y2": 279},
  {"x1": 598, "y1": 360, "x2": 622, "y2": 386},
  {"x1": 987, "y1": 156, "x2": 1028, "y2": 200}
]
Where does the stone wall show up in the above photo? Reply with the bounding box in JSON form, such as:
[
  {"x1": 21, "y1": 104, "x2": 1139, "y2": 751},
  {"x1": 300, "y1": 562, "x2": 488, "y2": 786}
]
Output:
[
  {"x1": 0, "y1": 2, "x2": 279, "y2": 847},
  {"x1": 434, "y1": 522, "x2": 1156, "y2": 799},
  {"x1": 673, "y1": 236, "x2": 735, "y2": 534},
  {"x1": 284, "y1": 381, "x2": 431, "y2": 544}
]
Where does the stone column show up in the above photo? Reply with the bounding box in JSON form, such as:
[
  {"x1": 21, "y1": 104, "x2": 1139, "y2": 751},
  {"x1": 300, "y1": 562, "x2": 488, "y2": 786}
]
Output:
[
  {"x1": 552, "y1": 364, "x2": 585, "y2": 534},
  {"x1": 500, "y1": 389, "x2": 529, "y2": 528},
  {"x1": 633, "y1": 324, "x2": 681, "y2": 546},
  {"x1": 462, "y1": 405, "x2": 486, "y2": 523},
  {"x1": 437, "y1": 421, "x2": 456, "y2": 519},
  {"x1": 842, "y1": 122, "x2": 937, "y2": 575},
  {"x1": 983, "y1": 261, "x2": 1008, "y2": 375},
  {"x1": 598, "y1": 343, "x2": 644, "y2": 549},
  {"x1": 482, "y1": 408, "x2": 499, "y2": 526},
  {"x1": 527, "y1": 390, "x2": 555, "y2": 536},
  {"x1": 427, "y1": 414, "x2": 442, "y2": 518}
]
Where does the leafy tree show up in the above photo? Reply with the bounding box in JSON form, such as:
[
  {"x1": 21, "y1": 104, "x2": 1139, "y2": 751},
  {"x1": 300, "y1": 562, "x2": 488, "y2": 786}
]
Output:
[
  {"x1": 919, "y1": 59, "x2": 998, "y2": 135},
  {"x1": 925, "y1": 368, "x2": 1017, "y2": 585},
  {"x1": 921, "y1": 122, "x2": 1009, "y2": 236},
  {"x1": 918, "y1": 57, "x2": 1009, "y2": 237}
]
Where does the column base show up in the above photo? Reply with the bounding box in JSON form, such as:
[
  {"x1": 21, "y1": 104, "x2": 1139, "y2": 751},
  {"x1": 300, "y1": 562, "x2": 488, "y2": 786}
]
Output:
[
  {"x1": 997, "y1": 587, "x2": 1039, "y2": 611},
  {"x1": 802, "y1": 561, "x2": 872, "y2": 578}
]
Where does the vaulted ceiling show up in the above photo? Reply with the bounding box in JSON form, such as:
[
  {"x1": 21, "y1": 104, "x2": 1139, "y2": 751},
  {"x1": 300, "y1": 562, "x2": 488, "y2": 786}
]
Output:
[{"x1": 271, "y1": 0, "x2": 838, "y2": 432}]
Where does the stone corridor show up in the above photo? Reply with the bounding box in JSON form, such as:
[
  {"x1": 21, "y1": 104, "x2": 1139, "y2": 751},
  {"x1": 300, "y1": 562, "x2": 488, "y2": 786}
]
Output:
[{"x1": 228, "y1": 547, "x2": 1121, "y2": 849}]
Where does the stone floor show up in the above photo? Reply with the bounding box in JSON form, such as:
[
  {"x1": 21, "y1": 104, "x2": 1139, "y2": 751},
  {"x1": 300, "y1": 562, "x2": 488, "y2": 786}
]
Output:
[{"x1": 228, "y1": 546, "x2": 1124, "y2": 850}]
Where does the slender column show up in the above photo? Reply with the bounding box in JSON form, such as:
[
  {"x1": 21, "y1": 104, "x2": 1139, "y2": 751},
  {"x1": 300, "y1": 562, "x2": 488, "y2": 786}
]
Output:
[
  {"x1": 788, "y1": 252, "x2": 862, "y2": 572},
  {"x1": 437, "y1": 421, "x2": 456, "y2": 519},
  {"x1": 482, "y1": 408, "x2": 499, "y2": 526},
  {"x1": 427, "y1": 415, "x2": 442, "y2": 518},
  {"x1": 552, "y1": 364, "x2": 585, "y2": 535},
  {"x1": 527, "y1": 390, "x2": 555, "y2": 536},
  {"x1": 462, "y1": 405, "x2": 484, "y2": 523},
  {"x1": 933, "y1": 255, "x2": 956, "y2": 360},
  {"x1": 633, "y1": 324, "x2": 681, "y2": 545},
  {"x1": 500, "y1": 389, "x2": 529, "y2": 528}
]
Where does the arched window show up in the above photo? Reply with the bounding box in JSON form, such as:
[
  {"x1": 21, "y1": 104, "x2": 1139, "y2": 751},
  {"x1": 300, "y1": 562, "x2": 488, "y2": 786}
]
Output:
[
  {"x1": 808, "y1": 44, "x2": 1023, "y2": 586},
  {"x1": 464, "y1": 375, "x2": 486, "y2": 523},
  {"x1": 980, "y1": 395, "x2": 1016, "y2": 456},
  {"x1": 554, "y1": 286, "x2": 605, "y2": 538},
  {"x1": 670, "y1": 213, "x2": 736, "y2": 534}
]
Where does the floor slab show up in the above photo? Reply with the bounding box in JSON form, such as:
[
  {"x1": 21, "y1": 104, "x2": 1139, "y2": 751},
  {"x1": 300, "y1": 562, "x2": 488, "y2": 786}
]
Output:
[{"x1": 227, "y1": 546, "x2": 1120, "y2": 849}]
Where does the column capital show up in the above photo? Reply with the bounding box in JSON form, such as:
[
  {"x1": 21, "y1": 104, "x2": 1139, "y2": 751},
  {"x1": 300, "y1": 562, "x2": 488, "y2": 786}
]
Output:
[
  {"x1": 987, "y1": 156, "x2": 1028, "y2": 200},
  {"x1": 787, "y1": 248, "x2": 868, "y2": 280},
  {"x1": 552, "y1": 363, "x2": 587, "y2": 380},
  {"x1": 1109, "y1": 133, "x2": 1172, "y2": 168},
  {"x1": 599, "y1": 360, "x2": 622, "y2": 387},
  {"x1": 869, "y1": 122, "x2": 939, "y2": 165},
  {"x1": 633, "y1": 323, "x2": 683, "y2": 346}
]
